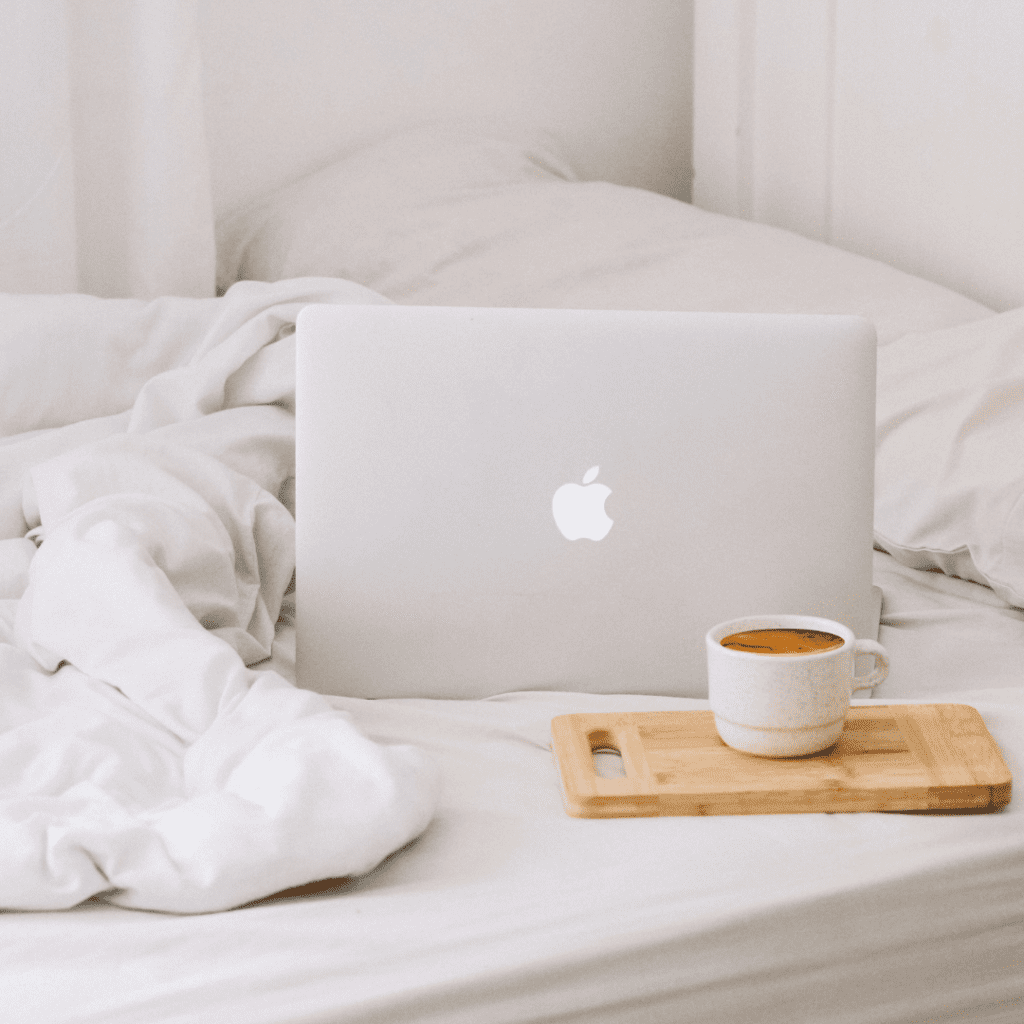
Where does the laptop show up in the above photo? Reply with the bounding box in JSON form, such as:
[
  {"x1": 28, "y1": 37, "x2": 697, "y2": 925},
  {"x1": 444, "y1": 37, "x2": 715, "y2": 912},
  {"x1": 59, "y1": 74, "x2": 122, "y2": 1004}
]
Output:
[{"x1": 295, "y1": 305, "x2": 882, "y2": 699}]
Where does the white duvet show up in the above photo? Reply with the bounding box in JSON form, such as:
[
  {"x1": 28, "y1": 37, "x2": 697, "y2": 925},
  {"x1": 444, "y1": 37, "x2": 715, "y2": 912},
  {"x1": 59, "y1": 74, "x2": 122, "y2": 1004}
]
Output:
[{"x1": 0, "y1": 278, "x2": 437, "y2": 913}]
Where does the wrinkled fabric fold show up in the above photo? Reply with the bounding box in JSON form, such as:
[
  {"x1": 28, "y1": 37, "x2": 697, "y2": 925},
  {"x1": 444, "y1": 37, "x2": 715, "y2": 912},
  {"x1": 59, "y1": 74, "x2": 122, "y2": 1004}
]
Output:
[{"x1": 0, "y1": 278, "x2": 438, "y2": 913}]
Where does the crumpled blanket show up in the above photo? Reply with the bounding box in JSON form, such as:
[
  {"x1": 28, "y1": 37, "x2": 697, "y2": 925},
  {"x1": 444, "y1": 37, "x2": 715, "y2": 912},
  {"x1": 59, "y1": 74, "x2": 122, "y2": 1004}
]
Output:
[{"x1": 0, "y1": 278, "x2": 438, "y2": 913}]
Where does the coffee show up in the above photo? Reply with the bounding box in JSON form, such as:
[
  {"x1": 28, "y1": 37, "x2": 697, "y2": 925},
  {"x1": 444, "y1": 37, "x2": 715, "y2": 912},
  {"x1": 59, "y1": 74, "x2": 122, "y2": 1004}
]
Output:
[{"x1": 719, "y1": 627, "x2": 844, "y2": 656}]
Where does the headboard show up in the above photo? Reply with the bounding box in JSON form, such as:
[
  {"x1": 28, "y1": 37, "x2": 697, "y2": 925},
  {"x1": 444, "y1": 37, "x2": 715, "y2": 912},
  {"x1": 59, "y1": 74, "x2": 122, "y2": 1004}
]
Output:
[{"x1": 692, "y1": 0, "x2": 1024, "y2": 311}]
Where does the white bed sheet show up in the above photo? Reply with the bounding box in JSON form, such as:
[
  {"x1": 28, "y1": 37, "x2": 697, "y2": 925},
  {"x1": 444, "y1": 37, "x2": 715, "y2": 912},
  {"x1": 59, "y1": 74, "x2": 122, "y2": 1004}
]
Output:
[{"x1": 4, "y1": 551, "x2": 1021, "y2": 1024}]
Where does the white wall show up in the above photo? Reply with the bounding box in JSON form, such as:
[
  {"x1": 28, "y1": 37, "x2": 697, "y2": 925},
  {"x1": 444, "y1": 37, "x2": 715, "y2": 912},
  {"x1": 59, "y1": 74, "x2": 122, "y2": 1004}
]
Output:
[
  {"x1": 199, "y1": 0, "x2": 694, "y2": 218},
  {"x1": 693, "y1": 0, "x2": 1024, "y2": 311}
]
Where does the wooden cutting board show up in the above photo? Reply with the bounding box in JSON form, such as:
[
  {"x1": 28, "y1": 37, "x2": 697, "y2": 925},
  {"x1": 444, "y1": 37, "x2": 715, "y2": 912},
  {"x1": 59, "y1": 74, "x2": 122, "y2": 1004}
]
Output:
[{"x1": 551, "y1": 704, "x2": 1012, "y2": 817}]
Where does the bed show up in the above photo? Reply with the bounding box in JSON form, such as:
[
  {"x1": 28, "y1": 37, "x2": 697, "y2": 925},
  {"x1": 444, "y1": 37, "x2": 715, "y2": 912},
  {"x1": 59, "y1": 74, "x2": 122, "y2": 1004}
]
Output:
[{"x1": 3, "y1": 6, "x2": 1024, "y2": 1024}]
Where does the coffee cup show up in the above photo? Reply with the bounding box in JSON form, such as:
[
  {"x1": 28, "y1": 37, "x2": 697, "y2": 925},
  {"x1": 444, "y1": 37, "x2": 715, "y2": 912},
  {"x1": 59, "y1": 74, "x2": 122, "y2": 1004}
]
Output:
[{"x1": 705, "y1": 614, "x2": 889, "y2": 757}]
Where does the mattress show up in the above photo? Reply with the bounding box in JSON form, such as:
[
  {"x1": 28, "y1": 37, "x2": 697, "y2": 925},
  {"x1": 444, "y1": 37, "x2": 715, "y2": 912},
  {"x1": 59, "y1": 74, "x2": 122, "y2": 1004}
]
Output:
[{"x1": 2, "y1": 127, "x2": 1022, "y2": 1023}]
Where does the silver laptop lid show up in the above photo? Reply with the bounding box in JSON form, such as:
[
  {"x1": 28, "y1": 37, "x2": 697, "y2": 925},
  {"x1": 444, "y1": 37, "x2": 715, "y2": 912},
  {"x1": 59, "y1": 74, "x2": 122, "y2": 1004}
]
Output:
[{"x1": 296, "y1": 306, "x2": 878, "y2": 699}]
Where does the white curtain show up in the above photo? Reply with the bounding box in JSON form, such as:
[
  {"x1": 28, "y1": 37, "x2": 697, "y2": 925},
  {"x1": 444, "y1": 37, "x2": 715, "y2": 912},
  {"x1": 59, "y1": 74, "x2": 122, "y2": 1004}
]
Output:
[{"x1": 0, "y1": 0, "x2": 215, "y2": 299}]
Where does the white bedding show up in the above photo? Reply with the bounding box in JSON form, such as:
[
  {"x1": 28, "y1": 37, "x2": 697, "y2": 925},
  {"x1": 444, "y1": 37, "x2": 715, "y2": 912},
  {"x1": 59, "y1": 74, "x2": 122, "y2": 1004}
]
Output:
[
  {"x1": 0, "y1": 279, "x2": 438, "y2": 914},
  {"x1": 2, "y1": 129, "x2": 1023, "y2": 1023},
  {"x1": 4, "y1": 553, "x2": 1023, "y2": 1024}
]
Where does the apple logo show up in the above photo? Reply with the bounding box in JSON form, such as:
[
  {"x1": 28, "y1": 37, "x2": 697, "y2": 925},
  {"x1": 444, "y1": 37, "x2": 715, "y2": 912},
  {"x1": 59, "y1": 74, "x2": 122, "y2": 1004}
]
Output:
[{"x1": 552, "y1": 466, "x2": 614, "y2": 541}]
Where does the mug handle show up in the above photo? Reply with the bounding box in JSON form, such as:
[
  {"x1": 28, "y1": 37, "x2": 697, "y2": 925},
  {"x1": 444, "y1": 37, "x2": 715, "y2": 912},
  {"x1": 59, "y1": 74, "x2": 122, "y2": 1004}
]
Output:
[{"x1": 851, "y1": 639, "x2": 889, "y2": 693}]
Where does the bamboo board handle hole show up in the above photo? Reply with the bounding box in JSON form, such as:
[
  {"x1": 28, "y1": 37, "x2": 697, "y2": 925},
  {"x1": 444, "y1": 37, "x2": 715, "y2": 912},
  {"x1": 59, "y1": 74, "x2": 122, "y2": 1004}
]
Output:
[{"x1": 588, "y1": 729, "x2": 628, "y2": 779}]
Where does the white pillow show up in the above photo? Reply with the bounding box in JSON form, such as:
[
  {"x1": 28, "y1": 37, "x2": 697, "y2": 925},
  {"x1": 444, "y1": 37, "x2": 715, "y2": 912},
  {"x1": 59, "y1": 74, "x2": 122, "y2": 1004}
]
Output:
[
  {"x1": 0, "y1": 292, "x2": 216, "y2": 438},
  {"x1": 874, "y1": 308, "x2": 1024, "y2": 608},
  {"x1": 215, "y1": 127, "x2": 990, "y2": 347},
  {"x1": 216, "y1": 124, "x2": 579, "y2": 295}
]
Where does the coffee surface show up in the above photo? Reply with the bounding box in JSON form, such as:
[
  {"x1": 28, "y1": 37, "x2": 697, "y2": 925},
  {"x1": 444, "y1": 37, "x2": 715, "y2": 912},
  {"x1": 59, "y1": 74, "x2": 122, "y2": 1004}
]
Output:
[{"x1": 720, "y1": 627, "x2": 844, "y2": 656}]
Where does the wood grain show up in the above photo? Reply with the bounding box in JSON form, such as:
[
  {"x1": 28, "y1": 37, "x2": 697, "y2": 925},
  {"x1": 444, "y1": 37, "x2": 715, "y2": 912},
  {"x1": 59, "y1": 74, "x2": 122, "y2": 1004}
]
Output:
[{"x1": 551, "y1": 705, "x2": 1012, "y2": 818}]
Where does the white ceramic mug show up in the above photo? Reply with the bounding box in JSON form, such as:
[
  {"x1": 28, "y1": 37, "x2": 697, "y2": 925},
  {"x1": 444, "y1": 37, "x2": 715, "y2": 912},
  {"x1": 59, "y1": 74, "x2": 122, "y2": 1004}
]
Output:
[{"x1": 705, "y1": 614, "x2": 889, "y2": 757}]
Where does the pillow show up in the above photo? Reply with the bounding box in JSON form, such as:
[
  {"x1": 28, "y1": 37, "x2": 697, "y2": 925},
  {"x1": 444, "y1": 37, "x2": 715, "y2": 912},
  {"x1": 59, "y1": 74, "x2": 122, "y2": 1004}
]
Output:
[
  {"x1": 0, "y1": 292, "x2": 216, "y2": 438},
  {"x1": 216, "y1": 123, "x2": 579, "y2": 294},
  {"x1": 0, "y1": 276, "x2": 384, "y2": 440},
  {"x1": 215, "y1": 126, "x2": 991, "y2": 346},
  {"x1": 874, "y1": 308, "x2": 1024, "y2": 608}
]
